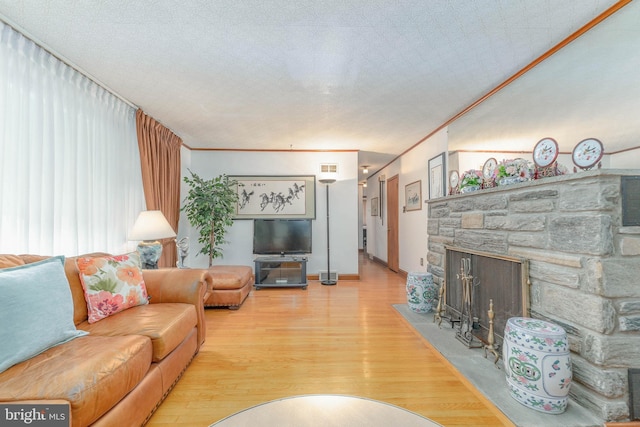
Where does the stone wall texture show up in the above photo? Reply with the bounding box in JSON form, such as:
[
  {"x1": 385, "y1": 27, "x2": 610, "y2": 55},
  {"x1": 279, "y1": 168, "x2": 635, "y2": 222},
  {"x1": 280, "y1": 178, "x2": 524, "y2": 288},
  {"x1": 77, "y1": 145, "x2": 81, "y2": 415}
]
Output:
[{"x1": 426, "y1": 170, "x2": 640, "y2": 422}]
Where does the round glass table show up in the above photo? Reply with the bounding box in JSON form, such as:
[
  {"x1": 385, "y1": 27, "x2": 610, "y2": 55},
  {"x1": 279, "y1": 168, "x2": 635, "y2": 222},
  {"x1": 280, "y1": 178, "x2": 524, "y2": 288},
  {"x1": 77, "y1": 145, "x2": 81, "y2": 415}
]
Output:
[{"x1": 210, "y1": 394, "x2": 442, "y2": 427}]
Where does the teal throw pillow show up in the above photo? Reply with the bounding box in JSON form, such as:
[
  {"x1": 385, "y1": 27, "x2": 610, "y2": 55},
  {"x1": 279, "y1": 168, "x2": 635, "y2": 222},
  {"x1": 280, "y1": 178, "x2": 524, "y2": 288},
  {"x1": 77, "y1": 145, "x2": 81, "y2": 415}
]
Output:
[{"x1": 0, "y1": 256, "x2": 88, "y2": 374}]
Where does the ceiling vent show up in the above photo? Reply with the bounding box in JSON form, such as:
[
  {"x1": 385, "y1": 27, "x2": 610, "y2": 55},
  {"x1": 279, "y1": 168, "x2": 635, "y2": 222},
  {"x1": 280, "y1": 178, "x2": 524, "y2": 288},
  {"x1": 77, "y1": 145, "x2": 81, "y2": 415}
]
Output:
[{"x1": 320, "y1": 163, "x2": 338, "y2": 174}]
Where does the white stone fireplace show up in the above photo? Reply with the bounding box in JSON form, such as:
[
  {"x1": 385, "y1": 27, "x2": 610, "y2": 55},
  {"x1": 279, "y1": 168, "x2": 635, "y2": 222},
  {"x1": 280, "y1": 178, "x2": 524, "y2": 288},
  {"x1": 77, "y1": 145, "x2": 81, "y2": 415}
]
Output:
[{"x1": 426, "y1": 169, "x2": 640, "y2": 422}]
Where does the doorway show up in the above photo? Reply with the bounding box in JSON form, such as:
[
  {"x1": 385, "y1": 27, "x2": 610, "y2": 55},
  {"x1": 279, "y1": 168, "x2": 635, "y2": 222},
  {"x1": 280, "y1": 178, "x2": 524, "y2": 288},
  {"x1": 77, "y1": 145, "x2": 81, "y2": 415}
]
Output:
[{"x1": 387, "y1": 175, "x2": 399, "y2": 272}]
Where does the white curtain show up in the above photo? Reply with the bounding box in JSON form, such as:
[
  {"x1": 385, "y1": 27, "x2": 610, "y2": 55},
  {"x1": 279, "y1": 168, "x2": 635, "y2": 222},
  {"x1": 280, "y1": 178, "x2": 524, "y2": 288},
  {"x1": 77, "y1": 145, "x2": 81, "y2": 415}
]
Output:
[{"x1": 0, "y1": 21, "x2": 145, "y2": 256}]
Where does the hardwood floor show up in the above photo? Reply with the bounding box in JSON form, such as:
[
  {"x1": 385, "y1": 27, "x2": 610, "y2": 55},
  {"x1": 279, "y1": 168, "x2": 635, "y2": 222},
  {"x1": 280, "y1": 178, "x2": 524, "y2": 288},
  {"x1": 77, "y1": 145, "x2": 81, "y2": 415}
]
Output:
[{"x1": 146, "y1": 254, "x2": 514, "y2": 426}]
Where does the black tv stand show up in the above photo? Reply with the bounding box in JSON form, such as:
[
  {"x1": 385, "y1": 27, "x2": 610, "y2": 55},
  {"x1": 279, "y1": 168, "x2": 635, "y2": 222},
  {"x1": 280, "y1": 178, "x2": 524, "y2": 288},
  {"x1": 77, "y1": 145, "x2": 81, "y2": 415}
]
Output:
[{"x1": 254, "y1": 255, "x2": 308, "y2": 290}]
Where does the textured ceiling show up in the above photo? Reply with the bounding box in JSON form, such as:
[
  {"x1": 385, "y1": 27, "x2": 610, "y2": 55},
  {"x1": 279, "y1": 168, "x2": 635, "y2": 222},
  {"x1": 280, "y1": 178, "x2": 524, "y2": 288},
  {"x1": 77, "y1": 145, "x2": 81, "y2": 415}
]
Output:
[{"x1": 0, "y1": 0, "x2": 623, "y2": 178}]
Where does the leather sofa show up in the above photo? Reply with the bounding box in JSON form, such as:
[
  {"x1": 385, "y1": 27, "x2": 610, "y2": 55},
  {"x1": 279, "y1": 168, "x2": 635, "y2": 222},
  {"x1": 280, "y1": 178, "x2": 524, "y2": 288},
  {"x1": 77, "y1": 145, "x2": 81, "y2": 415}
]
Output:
[{"x1": 0, "y1": 253, "x2": 213, "y2": 427}]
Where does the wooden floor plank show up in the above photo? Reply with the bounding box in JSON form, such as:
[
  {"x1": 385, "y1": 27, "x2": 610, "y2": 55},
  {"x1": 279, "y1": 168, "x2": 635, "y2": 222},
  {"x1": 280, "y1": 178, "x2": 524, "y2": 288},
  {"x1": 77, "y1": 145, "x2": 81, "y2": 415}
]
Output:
[{"x1": 146, "y1": 254, "x2": 514, "y2": 426}]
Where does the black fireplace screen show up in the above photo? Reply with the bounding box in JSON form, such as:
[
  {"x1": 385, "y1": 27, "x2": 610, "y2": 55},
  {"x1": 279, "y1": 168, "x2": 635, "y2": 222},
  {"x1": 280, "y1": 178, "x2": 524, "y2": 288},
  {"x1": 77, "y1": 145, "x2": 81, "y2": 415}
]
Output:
[{"x1": 445, "y1": 246, "x2": 529, "y2": 346}]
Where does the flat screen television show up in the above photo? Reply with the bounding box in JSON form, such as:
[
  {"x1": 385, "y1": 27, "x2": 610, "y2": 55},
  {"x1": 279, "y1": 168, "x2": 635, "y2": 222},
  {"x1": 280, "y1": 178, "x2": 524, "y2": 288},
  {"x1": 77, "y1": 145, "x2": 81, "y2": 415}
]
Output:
[{"x1": 253, "y1": 219, "x2": 312, "y2": 255}]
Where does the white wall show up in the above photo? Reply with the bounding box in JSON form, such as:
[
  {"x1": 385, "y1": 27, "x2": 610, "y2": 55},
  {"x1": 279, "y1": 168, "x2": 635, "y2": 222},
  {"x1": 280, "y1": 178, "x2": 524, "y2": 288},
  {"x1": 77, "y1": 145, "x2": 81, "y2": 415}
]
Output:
[
  {"x1": 610, "y1": 147, "x2": 640, "y2": 169},
  {"x1": 400, "y1": 130, "x2": 448, "y2": 273},
  {"x1": 364, "y1": 128, "x2": 448, "y2": 274},
  {"x1": 179, "y1": 150, "x2": 360, "y2": 277}
]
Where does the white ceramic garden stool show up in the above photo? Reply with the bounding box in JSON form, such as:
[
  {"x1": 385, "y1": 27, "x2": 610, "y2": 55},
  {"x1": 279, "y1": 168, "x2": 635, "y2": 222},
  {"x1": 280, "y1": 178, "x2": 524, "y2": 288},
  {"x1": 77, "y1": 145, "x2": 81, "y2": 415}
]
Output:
[
  {"x1": 406, "y1": 272, "x2": 437, "y2": 313},
  {"x1": 503, "y1": 317, "x2": 572, "y2": 414}
]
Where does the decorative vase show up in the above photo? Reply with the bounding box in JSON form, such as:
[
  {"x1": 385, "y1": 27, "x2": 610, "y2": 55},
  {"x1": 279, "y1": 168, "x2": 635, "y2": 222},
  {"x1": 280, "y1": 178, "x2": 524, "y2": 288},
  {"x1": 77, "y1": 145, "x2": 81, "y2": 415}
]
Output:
[
  {"x1": 406, "y1": 272, "x2": 437, "y2": 313},
  {"x1": 498, "y1": 176, "x2": 527, "y2": 186},
  {"x1": 503, "y1": 317, "x2": 572, "y2": 414},
  {"x1": 460, "y1": 185, "x2": 480, "y2": 193}
]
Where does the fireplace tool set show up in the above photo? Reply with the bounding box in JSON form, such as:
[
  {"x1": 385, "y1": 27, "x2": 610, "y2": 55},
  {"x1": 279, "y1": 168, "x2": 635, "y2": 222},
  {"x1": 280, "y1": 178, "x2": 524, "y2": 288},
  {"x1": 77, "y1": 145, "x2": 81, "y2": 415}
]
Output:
[
  {"x1": 432, "y1": 257, "x2": 501, "y2": 364},
  {"x1": 454, "y1": 258, "x2": 483, "y2": 348},
  {"x1": 433, "y1": 258, "x2": 500, "y2": 369}
]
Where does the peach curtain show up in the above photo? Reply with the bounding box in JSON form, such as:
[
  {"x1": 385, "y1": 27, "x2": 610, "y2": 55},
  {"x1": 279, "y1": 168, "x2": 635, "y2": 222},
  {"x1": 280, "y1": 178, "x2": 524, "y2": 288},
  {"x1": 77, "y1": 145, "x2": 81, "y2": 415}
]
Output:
[{"x1": 135, "y1": 109, "x2": 181, "y2": 268}]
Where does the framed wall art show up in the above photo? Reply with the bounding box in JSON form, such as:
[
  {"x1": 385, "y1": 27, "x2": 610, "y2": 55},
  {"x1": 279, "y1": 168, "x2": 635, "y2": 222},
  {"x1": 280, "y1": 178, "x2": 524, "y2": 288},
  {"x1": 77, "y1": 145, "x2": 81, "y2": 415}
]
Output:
[
  {"x1": 404, "y1": 180, "x2": 422, "y2": 211},
  {"x1": 428, "y1": 152, "x2": 446, "y2": 199},
  {"x1": 228, "y1": 175, "x2": 316, "y2": 219},
  {"x1": 371, "y1": 197, "x2": 379, "y2": 216}
]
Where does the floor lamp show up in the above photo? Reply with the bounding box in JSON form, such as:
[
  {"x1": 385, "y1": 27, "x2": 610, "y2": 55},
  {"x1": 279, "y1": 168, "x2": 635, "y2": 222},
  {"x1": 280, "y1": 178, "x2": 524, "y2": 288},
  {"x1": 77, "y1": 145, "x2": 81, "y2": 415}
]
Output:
[{"x1": 319, "y1": 178, "x2": 337, "y2": 285}]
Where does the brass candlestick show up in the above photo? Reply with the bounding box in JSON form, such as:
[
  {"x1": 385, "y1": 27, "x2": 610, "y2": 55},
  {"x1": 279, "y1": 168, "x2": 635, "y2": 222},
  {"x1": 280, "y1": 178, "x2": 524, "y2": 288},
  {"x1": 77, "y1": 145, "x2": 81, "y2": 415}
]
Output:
[{"x1": 483, "y1": 299, "x2": 500, "y2": 365}]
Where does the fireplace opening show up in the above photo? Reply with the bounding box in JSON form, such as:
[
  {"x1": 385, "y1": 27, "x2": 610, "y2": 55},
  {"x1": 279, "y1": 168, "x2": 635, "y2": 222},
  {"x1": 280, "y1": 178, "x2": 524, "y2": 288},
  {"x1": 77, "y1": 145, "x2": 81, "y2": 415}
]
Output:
[{"x1": 443, "y1": 246, "x2": 529, "y2": 353}]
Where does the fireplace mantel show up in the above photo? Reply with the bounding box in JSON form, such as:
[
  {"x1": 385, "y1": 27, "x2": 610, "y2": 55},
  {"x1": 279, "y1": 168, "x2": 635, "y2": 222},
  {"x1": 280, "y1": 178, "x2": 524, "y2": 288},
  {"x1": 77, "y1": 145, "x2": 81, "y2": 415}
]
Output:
[{"x1": 426, "y1": 169, "x2": 640, "y2": 422}]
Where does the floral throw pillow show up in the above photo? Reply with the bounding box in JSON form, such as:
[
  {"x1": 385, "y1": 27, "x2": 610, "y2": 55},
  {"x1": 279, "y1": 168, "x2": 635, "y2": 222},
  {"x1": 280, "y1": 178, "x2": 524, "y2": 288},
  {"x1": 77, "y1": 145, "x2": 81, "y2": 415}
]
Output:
[{"x1": 77, "y1": 252, "x2": 149, "y2": 323}]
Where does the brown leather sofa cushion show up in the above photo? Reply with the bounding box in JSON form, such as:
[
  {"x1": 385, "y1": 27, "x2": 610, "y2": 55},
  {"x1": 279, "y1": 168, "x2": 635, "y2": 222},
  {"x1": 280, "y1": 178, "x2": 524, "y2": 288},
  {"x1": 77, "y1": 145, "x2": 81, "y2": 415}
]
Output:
[
  {"x1": 0, "y1": 255, "x2": 25, "y2": 268},
  {"x1": 0, "y1": 335, "x2": 151, "y2": 427},
  {"x1": 78, "y1": 303, "x2": 197, "y2": 362}
]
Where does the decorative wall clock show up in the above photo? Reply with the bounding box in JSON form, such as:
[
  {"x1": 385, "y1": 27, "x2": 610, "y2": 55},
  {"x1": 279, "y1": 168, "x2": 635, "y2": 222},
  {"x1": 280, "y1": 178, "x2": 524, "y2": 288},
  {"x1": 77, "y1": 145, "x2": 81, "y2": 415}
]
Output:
[
  {"x1": 449, "y1": 170, "x2": 459, "y2": 194},
  {"x1": 482, "y1": 158, "x2": 498, "y2": 179},
  {"x1": 533, "y1": 138, "x2": 559, "y2": 168},
  {"x1": 572, "y1": 138, "x2": 603, "y2": 171}
]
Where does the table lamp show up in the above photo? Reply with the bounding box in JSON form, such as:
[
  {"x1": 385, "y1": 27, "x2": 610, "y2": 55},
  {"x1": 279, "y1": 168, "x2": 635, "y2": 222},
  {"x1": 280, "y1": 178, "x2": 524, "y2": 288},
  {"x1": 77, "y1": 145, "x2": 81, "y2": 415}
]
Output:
[{"x1": 129, "y1": 210, "x2": 176, "y2": 269}]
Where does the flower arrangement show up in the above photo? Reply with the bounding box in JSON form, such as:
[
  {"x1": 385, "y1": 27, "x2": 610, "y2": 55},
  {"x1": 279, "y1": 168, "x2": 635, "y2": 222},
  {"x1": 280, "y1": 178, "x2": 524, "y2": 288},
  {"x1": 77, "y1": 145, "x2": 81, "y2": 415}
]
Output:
[
  {"x1": 460, "y1": 169, "x2": 483, "y2": 190},
  {"x1": 495, "y1": 159, "x2": 533, "y2": 182}
]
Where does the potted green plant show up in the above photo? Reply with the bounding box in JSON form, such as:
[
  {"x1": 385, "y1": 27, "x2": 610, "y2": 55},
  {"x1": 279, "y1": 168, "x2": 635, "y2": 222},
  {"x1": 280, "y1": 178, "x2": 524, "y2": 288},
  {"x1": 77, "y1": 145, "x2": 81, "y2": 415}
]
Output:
[{"x1": 181, "y1": 170, "x2": 238, "y2": 267}]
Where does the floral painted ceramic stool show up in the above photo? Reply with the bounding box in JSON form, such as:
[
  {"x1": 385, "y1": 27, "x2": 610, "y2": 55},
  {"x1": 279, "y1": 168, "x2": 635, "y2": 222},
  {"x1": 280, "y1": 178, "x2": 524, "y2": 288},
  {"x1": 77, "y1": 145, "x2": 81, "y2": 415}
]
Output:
[
  {"x1": 503, "y1": 317, "x2": 572, "y2": 414},
  {"x1": 406, "y1": 272, "x2": 437, "y2": 313}
]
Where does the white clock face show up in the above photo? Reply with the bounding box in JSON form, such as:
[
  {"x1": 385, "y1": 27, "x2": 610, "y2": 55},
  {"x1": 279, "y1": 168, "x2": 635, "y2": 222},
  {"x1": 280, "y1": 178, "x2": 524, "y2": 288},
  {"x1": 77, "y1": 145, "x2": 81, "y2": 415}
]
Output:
[
  {"x1": 533, "y1": 138, "x2": 559, "y2": 167},
  {"x1": 482, "y1": 158, "x2": 497, "y2": 178},
  {"x1": 449, "y1": 171, "x2": 459, "y2": 188},
  {"x1": 572, "y1": 138, "x2": 603, "y2": 169}
]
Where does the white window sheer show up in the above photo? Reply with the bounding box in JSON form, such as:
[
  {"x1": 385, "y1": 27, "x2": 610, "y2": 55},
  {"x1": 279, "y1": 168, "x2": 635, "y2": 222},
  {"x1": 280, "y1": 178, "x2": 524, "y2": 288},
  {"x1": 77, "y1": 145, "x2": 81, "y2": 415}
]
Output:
[{"x1": 0, "y1": 21, "x2": 145, "y2": 256}]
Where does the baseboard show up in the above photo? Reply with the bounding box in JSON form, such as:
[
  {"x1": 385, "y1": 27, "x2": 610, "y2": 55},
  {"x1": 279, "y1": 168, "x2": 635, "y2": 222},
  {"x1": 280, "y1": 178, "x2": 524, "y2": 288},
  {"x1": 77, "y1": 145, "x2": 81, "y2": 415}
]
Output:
[
  {"x1": 336, "y1": 274, "x2": 359, "y2": 280},
  {"x1": 371, "y1": 256, "x2": 387, "y2": 267}
]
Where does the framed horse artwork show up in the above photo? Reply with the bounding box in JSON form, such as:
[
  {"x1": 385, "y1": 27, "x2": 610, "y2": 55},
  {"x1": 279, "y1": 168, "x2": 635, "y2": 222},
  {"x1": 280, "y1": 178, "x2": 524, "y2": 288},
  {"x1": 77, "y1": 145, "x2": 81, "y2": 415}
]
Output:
[{"x1": 228, "y1": 175, "x2": 316, "y2": 219}]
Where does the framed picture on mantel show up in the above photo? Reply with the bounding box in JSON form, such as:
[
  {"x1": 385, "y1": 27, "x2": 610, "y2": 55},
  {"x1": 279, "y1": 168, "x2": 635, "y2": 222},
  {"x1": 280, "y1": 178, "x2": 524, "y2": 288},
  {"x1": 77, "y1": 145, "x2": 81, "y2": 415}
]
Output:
[{"x1": 428, "y1": 152, "x2": 445, "y2": 199}]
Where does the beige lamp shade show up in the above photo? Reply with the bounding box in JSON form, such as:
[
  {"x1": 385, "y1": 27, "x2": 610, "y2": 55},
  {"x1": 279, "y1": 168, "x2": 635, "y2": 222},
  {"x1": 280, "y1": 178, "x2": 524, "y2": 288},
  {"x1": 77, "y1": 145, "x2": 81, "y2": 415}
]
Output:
[
  {"x1": 129, "y1": 210, "x2": 176, "y2": 269},
  {"x1": 129, "y1": 210, "x2": 176, "y2": 241}
]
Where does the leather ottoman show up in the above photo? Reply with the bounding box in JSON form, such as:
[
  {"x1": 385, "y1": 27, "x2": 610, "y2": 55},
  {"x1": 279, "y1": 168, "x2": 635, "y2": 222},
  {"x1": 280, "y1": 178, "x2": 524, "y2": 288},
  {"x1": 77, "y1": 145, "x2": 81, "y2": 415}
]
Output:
[{"x1": 204, "y1": 265, "x2": 254, "y2": 309}]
